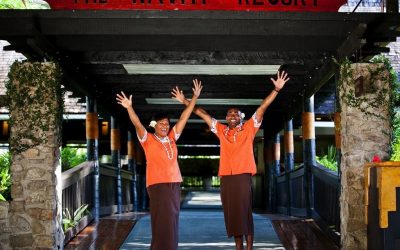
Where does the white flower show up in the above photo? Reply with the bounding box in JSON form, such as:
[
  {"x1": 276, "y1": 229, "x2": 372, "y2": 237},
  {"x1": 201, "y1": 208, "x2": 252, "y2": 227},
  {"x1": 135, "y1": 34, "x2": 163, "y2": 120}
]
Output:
[
  {"x1": 240, "y1": 112, "x2": 245, "y2": 119},
  {"x1": 149, "y1": 120, "x2": 157, "y2": 128}
]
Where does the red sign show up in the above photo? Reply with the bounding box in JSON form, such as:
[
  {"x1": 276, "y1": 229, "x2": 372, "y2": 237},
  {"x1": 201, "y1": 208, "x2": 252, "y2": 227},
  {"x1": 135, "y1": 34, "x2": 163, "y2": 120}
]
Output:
[{"x1": 44, "y1": 0, "x2": 347, "y2": 12}]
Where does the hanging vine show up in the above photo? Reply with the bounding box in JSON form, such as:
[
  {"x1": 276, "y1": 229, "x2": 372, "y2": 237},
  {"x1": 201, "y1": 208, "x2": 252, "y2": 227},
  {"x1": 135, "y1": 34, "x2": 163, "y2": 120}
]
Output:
[
  {"x1": 6, "y1": 61, "x2": 64, "y2": 154},
  {"x1": 336, "y1": 57, "x2": 395, "y2": 120}
]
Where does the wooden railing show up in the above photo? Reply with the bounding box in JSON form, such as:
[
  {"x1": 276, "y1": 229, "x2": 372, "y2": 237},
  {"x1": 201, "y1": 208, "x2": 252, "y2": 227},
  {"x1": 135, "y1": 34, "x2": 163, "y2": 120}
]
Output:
[
  {"x1": 62, "y1": 161, "x2": 94, "y2": 217},
  {"x1": 62, "y1": 161, "x2": 137, "y2": 218},
  {"x1": 275, "y1": 163, "x2": 340, "y2": 245}
]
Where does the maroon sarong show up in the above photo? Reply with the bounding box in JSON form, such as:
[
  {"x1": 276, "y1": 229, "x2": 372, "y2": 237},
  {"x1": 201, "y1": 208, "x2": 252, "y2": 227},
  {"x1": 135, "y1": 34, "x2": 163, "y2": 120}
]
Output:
[
  {"x1": 220, "y1": 173, "x2": 254, "y2": 238},
  {"x1": 147, "y1": 182, "x2": 181, "y2": 250}
]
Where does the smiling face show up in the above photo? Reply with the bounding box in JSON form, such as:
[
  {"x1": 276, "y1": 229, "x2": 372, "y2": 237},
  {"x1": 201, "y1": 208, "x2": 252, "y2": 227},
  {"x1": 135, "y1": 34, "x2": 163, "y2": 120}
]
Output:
[
  {"x1": 154, "y1": 118, "x2": 170, "y2": 138},
  {"x1": 226, "y1": 108, "x2": 242, "y2": 129}
]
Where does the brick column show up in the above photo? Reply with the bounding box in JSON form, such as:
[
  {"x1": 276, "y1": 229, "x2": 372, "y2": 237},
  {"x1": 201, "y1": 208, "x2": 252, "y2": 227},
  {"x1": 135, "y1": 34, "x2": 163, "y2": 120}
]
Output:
[{"x1": 7, "y1": 62, "x2": 63, "y2": 248}]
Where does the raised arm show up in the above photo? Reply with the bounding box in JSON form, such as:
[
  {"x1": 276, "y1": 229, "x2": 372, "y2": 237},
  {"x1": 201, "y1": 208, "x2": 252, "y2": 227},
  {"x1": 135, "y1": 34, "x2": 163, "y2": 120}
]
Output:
[
  {"x1": 116, "y1": 91, "x2": 146, "y2": 139},
  {"x1": 255, "y1": 71, "x2": 290, "y2": 122},
  {"x1": 171, "y1": 80, "x2": 203, "y2": 134},
  {"x1": 172, "y1": 79, "x2": 213, "y2": 128}
]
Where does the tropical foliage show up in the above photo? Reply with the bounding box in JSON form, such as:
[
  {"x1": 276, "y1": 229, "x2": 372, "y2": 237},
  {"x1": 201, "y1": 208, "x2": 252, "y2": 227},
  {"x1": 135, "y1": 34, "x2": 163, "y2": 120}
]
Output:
[
  {"x1": 0, "y1": 151, "x2": 11, "y2": 201},
  {"x1": 62, "y1": 204, "x2": 90, "y2": 231},
  {"x1": 61, "y1": 147, "x2": 86, "y2": 172},
  {"x1": 0, "y1": 0, "x2": 50, "y2": 9},
  {"x1": 316, "y1": 145, "x2": 337, "y2": 171}
]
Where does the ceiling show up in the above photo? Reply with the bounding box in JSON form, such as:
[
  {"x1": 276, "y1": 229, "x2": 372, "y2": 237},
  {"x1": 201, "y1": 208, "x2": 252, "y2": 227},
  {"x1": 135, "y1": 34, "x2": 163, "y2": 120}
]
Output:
[{"x1": 0, "y1": 10, "x2": 399, "y2": 152}]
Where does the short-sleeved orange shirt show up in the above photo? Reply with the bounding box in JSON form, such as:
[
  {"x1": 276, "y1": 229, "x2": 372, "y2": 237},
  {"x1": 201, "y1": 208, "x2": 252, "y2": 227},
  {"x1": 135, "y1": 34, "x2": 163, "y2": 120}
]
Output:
[
  {"x1": 211, "y1": 113, "x2": 262, "y2": 176},
  {"x1": 138, "y1": 127, "x2": 182, "y2": 187}
]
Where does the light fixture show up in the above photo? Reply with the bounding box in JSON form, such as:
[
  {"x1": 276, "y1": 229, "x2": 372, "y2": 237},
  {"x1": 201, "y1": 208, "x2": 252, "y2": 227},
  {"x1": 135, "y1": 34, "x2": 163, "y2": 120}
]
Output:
[
  {"x1": 146, "y1": 98, "x2": 263, "y2": 105},
  {"x1": 123, "y1": 64, "x2": 281, "y2": 75}
]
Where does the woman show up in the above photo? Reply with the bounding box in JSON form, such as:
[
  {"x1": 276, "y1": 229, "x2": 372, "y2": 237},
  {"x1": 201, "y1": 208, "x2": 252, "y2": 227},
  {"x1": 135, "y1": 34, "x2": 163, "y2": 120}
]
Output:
[
  {"x1": 116, "y1": 80, "x2": 202, "y2": 250},
  {"x1": 174, "y1": 71, "x2": 289, "y2": 250}
]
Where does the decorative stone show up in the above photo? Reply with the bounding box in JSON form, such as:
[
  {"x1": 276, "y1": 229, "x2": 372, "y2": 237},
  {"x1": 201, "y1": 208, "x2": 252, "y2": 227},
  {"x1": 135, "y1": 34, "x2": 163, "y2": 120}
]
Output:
[
  {"x1": 9, "y1": 200, "x2": 24, "y2": 213},
  {"x1": 27, "y1": 180, "x2": 48, "y2": 192},
  {"x1": 31, "y1": 220, "x2": 45, "y2": 234},
  {"x1": 34, "y1": 235, "x2": 54, "y2": 248},
  {"x1": 25, "y1": 168, "x2": 46, "y2": 179},
  {"x1": 0, "y1": 202, "x2": 9, "y2": 219},
  {"x1": 10, "y1": 183, "x2": 23, "y2": 199},
  {"x1": 9, "y1": 233, "x2": 33, "y2": 248},
  {"x1": 22, "y1": 148, "x2": 39, "y2": 158}
]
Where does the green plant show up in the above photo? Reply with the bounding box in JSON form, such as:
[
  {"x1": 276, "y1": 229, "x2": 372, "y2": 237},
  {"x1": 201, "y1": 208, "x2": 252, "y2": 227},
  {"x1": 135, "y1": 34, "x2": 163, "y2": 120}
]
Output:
[
  {"x1": 316, "y1": 145, "x2": 337, "y2": 171},
  {"x1": 0, "y1": 0, "x2": 50, "y2": 9},
  {"x1": 6, "y1": 61, "x2": 64, "y2": 154},
  {"x1": 0, "y1": 151, "x2": 11, "y2": 201},
  {"x1": 61, "y1": 147, "x2": 86, "y2": 171},
  {"x1": 62, "y1": 204, "x2": 90, "y2": 232}
]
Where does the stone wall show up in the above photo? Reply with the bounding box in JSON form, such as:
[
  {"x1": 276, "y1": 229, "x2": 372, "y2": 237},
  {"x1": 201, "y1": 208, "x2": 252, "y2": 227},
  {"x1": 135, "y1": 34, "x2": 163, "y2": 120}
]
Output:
[
  {"x1": 0, "y1": 201, "x2": 11, "y2": 249},
  {"x1": 339, "y1": 63, "x2": 391, "y2": 249},
  {"x1": 7, "y1": 62, "x2": 64, "y2": 249}
]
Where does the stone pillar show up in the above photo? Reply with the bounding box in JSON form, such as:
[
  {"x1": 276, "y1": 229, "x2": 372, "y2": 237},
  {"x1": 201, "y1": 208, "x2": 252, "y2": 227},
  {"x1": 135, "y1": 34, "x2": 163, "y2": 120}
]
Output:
[
  {"x1": 284, "y1": 119, "x2": 294, "y2": 171},
  {"x1": 86, "y1": 97, "x2": 100, "y2": 221},
  {"x1": 7, "y1": 62, "x2": 63, "y2": 249},
  {"x1": 111, "y1": 116, "x2": 122, "y2": 214},
  {"x1": 302, "y1": 96, "x2": 316, "y2": 218},
  {"x1": 127, "y1": 131, "x2": 138, "y2": 211},
  {"x1": 339, "y1": 63, "x2": 391, "y2": 249}
]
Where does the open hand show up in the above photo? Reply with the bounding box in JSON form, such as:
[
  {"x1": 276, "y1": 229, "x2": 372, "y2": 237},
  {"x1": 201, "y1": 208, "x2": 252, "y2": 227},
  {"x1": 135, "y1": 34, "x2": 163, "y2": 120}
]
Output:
[
  {"x1": 171, "y1": 86, "x2": 185, "y2": 103},
  {"x1": 116, "y1": 91, "x2": 132, "y2": 109},
  {"x1": 192, "y1": 79, "x2": 203, "y2": 97},
  {"x1": 271, "y1": 71, "x2": 290, "y2": 91}
]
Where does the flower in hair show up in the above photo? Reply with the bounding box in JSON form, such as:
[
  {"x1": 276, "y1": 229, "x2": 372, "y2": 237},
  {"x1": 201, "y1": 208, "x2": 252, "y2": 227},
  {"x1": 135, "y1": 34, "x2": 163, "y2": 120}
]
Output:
[
  {"x1": 149, "y1": 120, "x2": 157, "y2": 128},
  {"x1": 240, "y1": 112, "x2": 245, "y2": 119}
]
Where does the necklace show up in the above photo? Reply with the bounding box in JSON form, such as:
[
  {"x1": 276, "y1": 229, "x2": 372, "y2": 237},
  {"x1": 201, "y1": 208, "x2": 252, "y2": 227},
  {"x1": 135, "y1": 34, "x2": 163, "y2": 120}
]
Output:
[
  {"x1": 154, "y1": 134, "x2": 174, "y2": 160},
  {"x1": 224, "y1": 124, "x2": 243, "y2": 143}
]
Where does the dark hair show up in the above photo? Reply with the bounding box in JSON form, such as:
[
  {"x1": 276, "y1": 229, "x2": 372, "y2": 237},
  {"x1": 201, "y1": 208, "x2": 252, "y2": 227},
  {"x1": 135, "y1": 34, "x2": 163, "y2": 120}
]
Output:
[
  {"x1": 153, "y1": 113, "x2": 170, "y2": 123},
  {"x1": 226, "y1": 107, "x2": 241, "y2": 114}
]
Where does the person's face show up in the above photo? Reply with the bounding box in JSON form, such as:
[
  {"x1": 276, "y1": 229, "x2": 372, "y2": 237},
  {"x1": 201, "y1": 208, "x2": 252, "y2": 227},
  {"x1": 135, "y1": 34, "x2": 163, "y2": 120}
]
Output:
[
  {"x1": 226, "y1": 108, "x2": 241, "y2": 128},
  {"x1": 154, "y1": 118, "x2": 170, "y2": 138}
]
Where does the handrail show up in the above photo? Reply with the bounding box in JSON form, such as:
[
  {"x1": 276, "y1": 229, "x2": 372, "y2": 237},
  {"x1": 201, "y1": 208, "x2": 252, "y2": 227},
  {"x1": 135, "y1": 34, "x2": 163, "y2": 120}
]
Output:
[
  {"x1": 61, "y1": 161, "x2": 94, "y2": 190},
  {"x1": 99, "y1": 164, "x2": 134, "y2": 180},
  {"x1": 312, "y1": 163, "x2": 338, "y2": 187}
]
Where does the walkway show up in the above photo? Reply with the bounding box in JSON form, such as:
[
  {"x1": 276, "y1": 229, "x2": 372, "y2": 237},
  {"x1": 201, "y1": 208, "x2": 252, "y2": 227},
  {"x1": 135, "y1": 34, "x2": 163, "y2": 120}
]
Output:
[{"x1": 120, "y1": 191, "x2": 284, "y2": 249}]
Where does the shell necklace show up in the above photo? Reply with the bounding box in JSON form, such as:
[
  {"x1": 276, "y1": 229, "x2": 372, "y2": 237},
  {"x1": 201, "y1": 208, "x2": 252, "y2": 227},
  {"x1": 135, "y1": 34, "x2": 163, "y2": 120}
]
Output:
[
  {"x1": 224, "y1": 124, "x2": 243, "y2": 143},
  {"x1": 154, "y1": 134, "x2": 174, "y2": 160}
]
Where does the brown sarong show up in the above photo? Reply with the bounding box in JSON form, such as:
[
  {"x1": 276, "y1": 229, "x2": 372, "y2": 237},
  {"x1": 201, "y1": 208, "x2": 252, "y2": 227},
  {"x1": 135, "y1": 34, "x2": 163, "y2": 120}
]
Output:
[
  {"x1": 220, "y1": 173, "x2": 254, "y2": 238},
  {"x1": 147, "y1": 182, "x2": 181, "y2": 250}
]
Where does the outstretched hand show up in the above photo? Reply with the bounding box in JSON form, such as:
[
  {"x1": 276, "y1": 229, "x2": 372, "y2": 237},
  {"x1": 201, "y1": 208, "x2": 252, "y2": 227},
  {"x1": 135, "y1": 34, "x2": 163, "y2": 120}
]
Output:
[
  {"x1": 171, "y1": 79, "x2": 203, "y2": 103},
  {"x1": 171, "y1": 86, "x2": 186, "y2": 104},
  {"x1": 271, "y1": 70, "x2": 290, "y2": 91},
  {"x1": 192, "y1": 79, "x2": 203, "y2": 97},
  {"x1": 116, "y1": 91, "x2": 132, "y2": 109}
]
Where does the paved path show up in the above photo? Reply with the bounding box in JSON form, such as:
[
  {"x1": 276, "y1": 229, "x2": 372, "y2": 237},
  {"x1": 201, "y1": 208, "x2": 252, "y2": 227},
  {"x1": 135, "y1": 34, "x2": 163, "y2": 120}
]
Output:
[{"x1": 120, "y1": 191, "x2": 284, "y2": 250}]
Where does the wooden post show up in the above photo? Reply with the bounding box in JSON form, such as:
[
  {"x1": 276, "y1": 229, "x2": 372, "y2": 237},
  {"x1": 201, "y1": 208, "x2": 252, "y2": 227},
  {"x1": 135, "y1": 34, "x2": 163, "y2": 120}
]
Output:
[
  {"x1": 127, "y1": 130, "x2": 139, "y2": 211},
  {"x1": 302, "y1": 96, "x2": 316, "y2": 218},
  {"x1": 284, "y1": 119, "x2": 294, "y2": 215},
  {"x1": 86, "y1": 97, "x2": 100, "y2": 221},
  {"x1": 111, "y1": 116, "x2": 122, "y2": 214},
  {"x1": 264, "y1": 137, "x2": 273, "y2": 212},
  {"x1": 284, "y1": 119, "x2": 294, "y2": 171}
]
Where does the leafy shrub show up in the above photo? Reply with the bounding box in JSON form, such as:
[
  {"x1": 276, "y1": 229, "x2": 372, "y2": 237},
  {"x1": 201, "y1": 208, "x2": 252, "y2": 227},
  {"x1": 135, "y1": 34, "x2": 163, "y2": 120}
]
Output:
[
  {"x1": 62, "y1": 204, "x2": 90, "y2": 231},
  {"x1": 316, "y1": 145, "x2": 338, "y2": 172},
  {"x1": 0, "y1": 151, "x2": 11, "y2": 201},
  {"x1": 61, "y1": 147, "x2": 86, "y2": 172}
]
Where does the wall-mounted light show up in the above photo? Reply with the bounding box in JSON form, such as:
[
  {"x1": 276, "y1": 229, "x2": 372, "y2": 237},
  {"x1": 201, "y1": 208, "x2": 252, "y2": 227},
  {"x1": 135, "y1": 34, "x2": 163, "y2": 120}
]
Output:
[
  {"x1": 2, "y1": 121, "x2": 8, "y2": 137},
  {"x1": 102, "y1": 121, "x2": 109, "y2": 136}
]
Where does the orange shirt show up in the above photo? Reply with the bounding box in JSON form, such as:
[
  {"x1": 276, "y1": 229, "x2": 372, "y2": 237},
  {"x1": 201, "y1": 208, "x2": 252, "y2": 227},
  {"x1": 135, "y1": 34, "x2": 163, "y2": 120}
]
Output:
[
  {"x1": 211, "y1": 113, "x2": 262, "y2": 176},
  {"x1": 138, "y1": 127, "x2": 182, "y2": 187}
]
